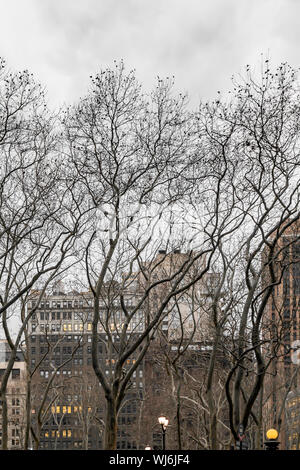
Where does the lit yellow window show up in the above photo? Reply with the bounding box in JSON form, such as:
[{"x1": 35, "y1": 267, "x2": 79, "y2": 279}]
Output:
[
  {"x1": 62, "y1": 430, "x2": 66, "y2": 437},
  {"x1": 74, "y1": 406, "x2": 78, "y2": 413},
  {"x1": 87, "y1": 323, "x2": 92, "y2": 331},
  {"x1": 67, "y1": 406, "x2": 71, "y2": 414},
  {"x1": 63, "y1": 324, "x2": 68, "y2": 331},
  {"x1": 56, "y1": 406, "x2": 60, "y2": 413},
  {"x1": 67, "y1": 430, "x2": 72, "y2": 437},
  {"x1": 62, "y1": 406, "x2": 67, "y2": 414}
]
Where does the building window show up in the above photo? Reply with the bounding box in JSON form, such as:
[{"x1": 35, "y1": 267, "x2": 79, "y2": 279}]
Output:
[{"x1": 11, "y1": 369, "x2": 20, "y2": 380}]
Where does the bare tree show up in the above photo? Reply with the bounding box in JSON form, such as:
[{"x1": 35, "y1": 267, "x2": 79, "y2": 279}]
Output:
[
  {"x1": 201, "y1": 61, "x2": 300, "y2": 445},
  {"x1": 62, "y1": 61, "x2": 236, "y2": 449},
  {"x1": 0, "y1": 59, "x2": 89, "y2": 449}
]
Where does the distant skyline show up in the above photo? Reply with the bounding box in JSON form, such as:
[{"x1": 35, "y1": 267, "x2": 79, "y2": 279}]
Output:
[{"x1": 0, "y1": 0, "x2": 299, "y2": 109}]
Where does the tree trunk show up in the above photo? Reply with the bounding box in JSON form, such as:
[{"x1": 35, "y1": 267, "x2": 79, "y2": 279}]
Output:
[
  {"x1": 84, "y1": 417, "x2": 89, "y2": 450},
  {"x1": 0, "y1": 392, "x2": 8, "y2": 449},
  {"x1": 104, "y1": 397, "x2": 117, "y2": 450},
  {"x1": 24, "y1": 371, "x2": 32, "y2": 450},
  {"x1": 206, "y1": 328, "x2": 221, "y2": 450},
  {"x1": 176, "y1": 379, "x2": 182, "y2": 450},
  {"x1": 255, "y1": 385, "x2": 263, "y2": 450},
  {"x1": 209, "y1": 409, "x2": 218, "y2": 450},
  {"x1": 30, "y1": 425, "x2": 40, "y2": 450}
]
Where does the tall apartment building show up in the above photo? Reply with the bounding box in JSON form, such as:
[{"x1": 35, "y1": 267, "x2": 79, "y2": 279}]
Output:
[
  {"x1": 27, "y1": 285, "x2": 144, "y2": 450},
  {"x1": 0, "y1": 340, "x2": 26, "y2": 449},
  {"x1": 263, "y1": 222, "x2": 300, "y2": 449}
]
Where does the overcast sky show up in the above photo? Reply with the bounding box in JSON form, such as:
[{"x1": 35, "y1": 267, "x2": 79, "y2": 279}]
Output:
[{"x1": 0, "y1": 0, "x2": 299, "y2": 109}]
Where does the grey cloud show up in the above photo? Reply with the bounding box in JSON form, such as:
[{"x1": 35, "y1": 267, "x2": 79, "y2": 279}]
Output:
[{"x1": 0, "y1": 0, "x2": 299, "y2": 109}]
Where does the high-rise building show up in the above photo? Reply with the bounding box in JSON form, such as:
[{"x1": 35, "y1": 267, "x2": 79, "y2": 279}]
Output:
[
  {"x1": 0, "y1": 340, "x2": 26, "y2": 449},
  {"x1": 263, "y1": 221, "x2": 300, "y2": 449}
]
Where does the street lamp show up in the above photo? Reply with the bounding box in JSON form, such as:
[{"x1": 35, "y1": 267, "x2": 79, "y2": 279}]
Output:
[
  {"x1": 265, "y1": 428, "x2": 280, "y2": 450},
  {"x1": 158, "y1": 416, "x2": 169, "y2": 450}
]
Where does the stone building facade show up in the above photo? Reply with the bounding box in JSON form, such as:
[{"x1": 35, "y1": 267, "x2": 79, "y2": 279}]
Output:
[{"x1": 0, "y1": 340, "x2": 26, "y2": 449}]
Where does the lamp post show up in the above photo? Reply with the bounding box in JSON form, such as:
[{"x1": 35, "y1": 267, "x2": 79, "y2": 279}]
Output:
[
  {"x1": 158, "y1": 416, "x2": 169, "y2": 450},
  {"x1": 264, "y1": 428, "x2": 280, "y2": 451},
  {"x1": 237, "y1": 423, "x2": 246, "y2": 450}
]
